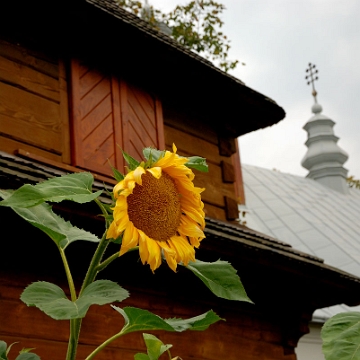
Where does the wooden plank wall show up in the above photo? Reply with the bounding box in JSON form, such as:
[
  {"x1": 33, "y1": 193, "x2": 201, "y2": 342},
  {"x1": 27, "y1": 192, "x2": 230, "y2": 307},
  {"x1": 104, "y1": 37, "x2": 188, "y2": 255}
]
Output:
[
  {"x1": 164, "y1": 121, "x2": 242, "y2": 222},
  {"x1": 0, "y1": 267, "x2": 296, "y2": 360},
  {"x1": 0, "y1": 39, "x2": 70, "y2": 163},
  {"x1": 70, "y1": 59, "x2": 164, "y2": 177}
]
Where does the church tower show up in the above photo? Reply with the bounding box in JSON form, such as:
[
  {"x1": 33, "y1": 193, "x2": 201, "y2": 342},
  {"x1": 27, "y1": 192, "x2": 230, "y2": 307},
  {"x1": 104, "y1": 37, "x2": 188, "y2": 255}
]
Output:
[{"x1": 301, "y1": 63, "x2": 349, "y2": 194}]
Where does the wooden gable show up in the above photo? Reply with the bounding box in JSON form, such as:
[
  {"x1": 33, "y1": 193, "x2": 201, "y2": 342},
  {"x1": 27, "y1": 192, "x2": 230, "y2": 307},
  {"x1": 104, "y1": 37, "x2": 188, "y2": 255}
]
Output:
[{"x1": 70, "y1": 59, "x2": 164, "y2": 177}]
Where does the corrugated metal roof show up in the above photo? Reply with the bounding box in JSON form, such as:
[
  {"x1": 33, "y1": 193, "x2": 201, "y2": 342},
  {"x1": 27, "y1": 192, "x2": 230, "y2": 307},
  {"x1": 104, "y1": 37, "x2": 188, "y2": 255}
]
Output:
[{"x1": 242, "y1": 164, "x2": 360, "y2": 320}]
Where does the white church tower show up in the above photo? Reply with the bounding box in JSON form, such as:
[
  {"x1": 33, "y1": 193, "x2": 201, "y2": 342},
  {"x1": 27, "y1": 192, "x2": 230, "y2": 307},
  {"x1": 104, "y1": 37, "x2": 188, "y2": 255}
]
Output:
[{"x1": 301, "y1": 63, "x2": 349, "y2": 194}]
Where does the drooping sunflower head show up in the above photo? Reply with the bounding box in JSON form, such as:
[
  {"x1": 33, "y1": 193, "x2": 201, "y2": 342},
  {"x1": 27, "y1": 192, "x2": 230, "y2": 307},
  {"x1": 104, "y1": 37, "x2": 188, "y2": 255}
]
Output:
[{"x1": 107, "y1": 144, "x2": 206, "y2": 272}]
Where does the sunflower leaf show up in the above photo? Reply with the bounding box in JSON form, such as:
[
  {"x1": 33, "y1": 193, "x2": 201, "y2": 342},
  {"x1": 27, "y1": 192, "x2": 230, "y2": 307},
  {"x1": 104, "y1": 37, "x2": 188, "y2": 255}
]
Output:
[
  {"x1": 15, "y1": 353, "x2": 41, "y2": 360},
  {"x1": 321, "y1": 311, "x2": 360, "y2": 360},
  {"x1": 0, "y1": 341, "x2": 7, "y2": 360},
  {"x1": 143, "y1": 148, "x2": 165, "y2": 164},
  {"x1": 165, "y1": 310, "x2": 222, "y2": 331},
  {"x1": 185, "y1": 259, "x2": 252, "y2": 303},
  {"x1": 111, "y1": 166, "x2": 124, "y2": 182},
  {"x1": 0, "y1": 173, "x2": 101, "y2": 208},
  {"x1": 21, "y1": 280, "x2": 129, "y2": 320},
  {"x1": 141, "y1": 334, "x2": 172, "y2": 360},
  {"x1": 122, "y1": 151, "x2": 140, "y2": 170},
  {"x1": 113, "y1": 306, "x2": 175, "y2": 334},
  {"x1": 185, "y1": 156, "x2": 208, "y2": 172},
  {"x1": 2, "y1": 198, "x2": 100, "y2": 249},
  {"x1": 112, "y1": 306, "x2": 221, "y2": 335},
  {"x1": 134, "y1": 354, "x2": 150, "y2": 360}
]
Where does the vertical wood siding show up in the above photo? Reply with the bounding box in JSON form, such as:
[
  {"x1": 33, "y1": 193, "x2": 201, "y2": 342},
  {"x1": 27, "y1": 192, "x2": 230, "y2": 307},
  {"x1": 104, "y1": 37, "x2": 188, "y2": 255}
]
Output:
[{"x1": 70, "y1": 59, "x2": 164, "y2": 177}]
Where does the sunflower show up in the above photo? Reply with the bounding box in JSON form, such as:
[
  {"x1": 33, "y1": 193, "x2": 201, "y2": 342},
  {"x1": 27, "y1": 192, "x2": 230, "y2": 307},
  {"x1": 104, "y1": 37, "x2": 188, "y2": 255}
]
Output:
[{"x1": 107, "y1": 144, "x2": 206, "y2": 272}]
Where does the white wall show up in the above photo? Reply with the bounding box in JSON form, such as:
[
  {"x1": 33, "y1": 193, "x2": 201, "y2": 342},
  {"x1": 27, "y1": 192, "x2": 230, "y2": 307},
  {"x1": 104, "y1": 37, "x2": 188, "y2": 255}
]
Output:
[{"x1": 296, "y1": 322, "x2": 325, "y2": 360}]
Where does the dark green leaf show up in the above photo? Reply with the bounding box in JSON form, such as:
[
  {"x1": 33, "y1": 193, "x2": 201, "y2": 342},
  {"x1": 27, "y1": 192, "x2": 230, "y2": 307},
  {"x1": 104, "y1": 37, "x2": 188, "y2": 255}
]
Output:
[
  {"x1": 165, "y1": 310, "x2": 221, "y2": 332},
  {"x1": 134, "y1": 354, "x2": 150, "y2": 360},
  {"x1": 113, "y1": 306, "x2": 221, "y2": 335},
  {"x1": 21, "y1": 280, "x2": 128, "y2": 320},
  {"x1": 142, "y1": 334, "x2": 171, "y2": 360},
  {"x1": 10, "y1": 202, "x2": 99, "y2": 249},
  {"x1": 113, "y1": 306, "x2": 175, "y2": 335},
  {"x1": 322, "y1": 311, "x2": 360, "y2": 360},
  {"x1": 185, "y1": 259, "x2": 252, "y2": 302},
  {"x1": 0, "y1": 173, "x2": 101, "y2": 208},
  {"x1": 185, "y1": 156, "x2": 208, "y2": 172},
  {"x1": 111, "y1": 167, "x2": 124, "y2": 182},
  {"x1": 15, "y1": 353, "x2": 41, "y2": 360},
  {"x1": 123, "y1": 151, "x2": 140, "y2": 171},
  {"x1": 0, "y1": 341, "x2": 7, "y2": 360}
]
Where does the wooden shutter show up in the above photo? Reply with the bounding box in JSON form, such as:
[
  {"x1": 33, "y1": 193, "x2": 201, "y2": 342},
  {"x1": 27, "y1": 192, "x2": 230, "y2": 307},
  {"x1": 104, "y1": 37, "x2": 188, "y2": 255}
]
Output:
[{"x1": 70, "y1": 59, "x2": 164, "y2": 177}]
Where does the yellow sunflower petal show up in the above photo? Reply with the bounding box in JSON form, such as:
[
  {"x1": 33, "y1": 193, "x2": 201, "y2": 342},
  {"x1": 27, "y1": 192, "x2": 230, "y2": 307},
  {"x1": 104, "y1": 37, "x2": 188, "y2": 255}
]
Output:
[
  {"x1": 147, "y1": 166, "x2": 162, "y2": 179},
  {"x1": 133, "y1": 166, "x2": 146, "y2": 185}
]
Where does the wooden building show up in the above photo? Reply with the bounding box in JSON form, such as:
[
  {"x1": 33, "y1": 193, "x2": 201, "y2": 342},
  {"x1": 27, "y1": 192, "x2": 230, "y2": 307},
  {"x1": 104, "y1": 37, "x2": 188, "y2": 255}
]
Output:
[{"x1": 1, "y1": 1, "x2": 360, "y2": 359}]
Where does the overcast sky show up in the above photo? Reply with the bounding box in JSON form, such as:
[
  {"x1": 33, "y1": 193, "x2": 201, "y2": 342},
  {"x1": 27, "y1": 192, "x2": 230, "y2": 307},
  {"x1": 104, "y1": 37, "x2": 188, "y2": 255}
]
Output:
[{"x1": 150, "y1": 0, "x2": 360, "y2": 178}]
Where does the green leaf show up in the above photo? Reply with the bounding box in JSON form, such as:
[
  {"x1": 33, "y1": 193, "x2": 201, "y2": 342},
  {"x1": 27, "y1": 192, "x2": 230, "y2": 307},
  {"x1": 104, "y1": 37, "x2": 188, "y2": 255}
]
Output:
[
  {"x1": 113, "y1": 306, "x2": 221, "y2": 335},
  {"x1": 0, "y1": 173, "x2": 101, "y2": 208},
  {"x1": 15, "y1": 354, "x2": 41, "y2": 360},
  {"x1": 142, "y1": 334, "x2": 172, "y2": 360},
  {"x1": 0, "y1": 341, "x2": 7, "y2": 360},
  {"x1": 165, "y1": 310, "x2": 221, "y2": 331},
  {"x1": 322, "y1": 311, "x2": 360, "y2": 360},
  {"x1": 134, "y1": 354, "x2": 150, "y2": 360},
  {"x1": 21, "y1": 280, "x2": 129, "y2": 320},
  {"x1": 113, "y1": 306, "x2": 175, "y2": 335},
  {"x1": 123, "y1": 151, "x2": 140, "y2": 171},
  {"x1": 10, "y1": 202, "x2": 100, "y2": 249},
  {"x1": 185, "y1": 259, "x2": 252, "y2": 303},
  {"x1": 111, "y1": 166, "x2": 124, "y2": 182},
  {"x1": 142, "y1": 148, "x2": 164, "y2": 164},
  {"x1": 185, "y1": 156, "x2": 208, "y2": 172}
]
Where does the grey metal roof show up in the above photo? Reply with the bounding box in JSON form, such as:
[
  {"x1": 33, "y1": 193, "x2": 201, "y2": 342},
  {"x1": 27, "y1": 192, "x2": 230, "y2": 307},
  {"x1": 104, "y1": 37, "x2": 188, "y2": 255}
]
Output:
[{"x1": 242, "y1": 164, "x2": 360, "y2": 320}]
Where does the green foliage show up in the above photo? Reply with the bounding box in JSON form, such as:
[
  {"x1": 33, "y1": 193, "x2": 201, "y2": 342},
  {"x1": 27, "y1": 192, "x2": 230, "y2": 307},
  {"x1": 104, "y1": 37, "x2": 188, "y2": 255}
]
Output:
[
  {"x1": 185, "y1": 156, "x2": 208, "y2": 172},
  {"x1": 116, "y1": 0, "x2": 241, "y2": 72},
  {"x1": 0, "y1": 173, "x2": 101, "y2": 208},
  {"x1": 135, "y1": 334, "x2": 172, "y2": 360},
  {"x1": 21, "y1": 280, "x2": 129, "y2": 320},
  {"x1": 113, "y1": 306, "x2": 221, "y2": 335},
  {"x1": 322, "y1": 311, "x2": 360, "y2": 360},
  {"x1": 123, "y1": 150, "x2": 141, "y2": 171},
  {"x1": 0, "y1": 342, "x2": 40, "y2": 360},
  {"x1": 185, "y1": 259, "x2": 252, "y2": 302}
]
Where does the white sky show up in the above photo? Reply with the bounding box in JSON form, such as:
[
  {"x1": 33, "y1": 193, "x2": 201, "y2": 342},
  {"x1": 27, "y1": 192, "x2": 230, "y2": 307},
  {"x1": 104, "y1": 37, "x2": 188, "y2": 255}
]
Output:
[{"x1": 150, "y1": 0, "x2": 360, "y2": 178}]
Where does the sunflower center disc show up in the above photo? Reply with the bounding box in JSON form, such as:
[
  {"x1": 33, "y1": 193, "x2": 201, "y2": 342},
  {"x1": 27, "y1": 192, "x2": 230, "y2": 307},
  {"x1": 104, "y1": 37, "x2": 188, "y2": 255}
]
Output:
[{"x1": 127, "y1": 171, "x2": 182, "y2": 241}]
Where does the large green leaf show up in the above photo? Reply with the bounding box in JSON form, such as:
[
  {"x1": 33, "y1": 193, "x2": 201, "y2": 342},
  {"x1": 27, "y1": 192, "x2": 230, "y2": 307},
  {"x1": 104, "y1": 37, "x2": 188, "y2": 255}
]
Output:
[
  {"x1": 10, "y1": 201, "x2": 99, "y2": 249},
  {"x1": 113, "y1": 306, "x2": 174, "y2": 335},
  {"x1": 322, "y1": 311, "x2": 360, "y2": 360},
  {"x1": 137, "y1": 334, "x2": 172, "y2": 360},
  {"x1": 185, "y1": 259, "x2": 252, "y2": 303},
  {"x1": 0, "y1": 173, "x2": 101, "y2": 208},
  {"x1": 165, "y1": 310, "x2": 221, "y2": 332},
  {"x1": 113, "y1": 306, "x2": 221, "y2": 335},
  {"x1": 21, "y1": 280, "x2": 129, "y2": 320}
]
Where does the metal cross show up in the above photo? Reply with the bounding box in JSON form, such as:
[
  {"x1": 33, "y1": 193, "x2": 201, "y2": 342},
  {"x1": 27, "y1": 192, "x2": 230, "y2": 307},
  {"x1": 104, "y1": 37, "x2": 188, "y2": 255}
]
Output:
[{"x1": 305, "y1": 63, "x2": 319, "y2": 103}]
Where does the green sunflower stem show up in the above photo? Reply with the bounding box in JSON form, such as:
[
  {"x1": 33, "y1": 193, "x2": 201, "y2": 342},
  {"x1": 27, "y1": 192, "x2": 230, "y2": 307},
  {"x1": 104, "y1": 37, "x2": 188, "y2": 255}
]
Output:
[
  {"x1": 97, "y1": 246, "x2": 139, "y2": 272},
  {"x1": 84, "y1": 331, "x2": 124, "y2": 360}
]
